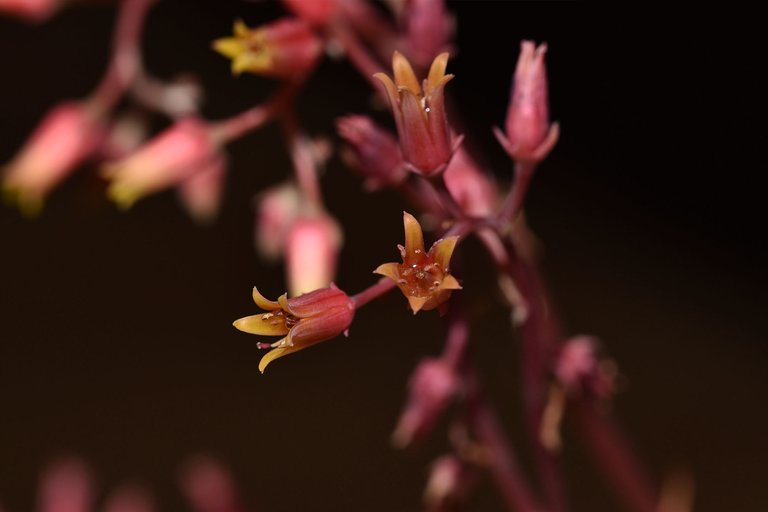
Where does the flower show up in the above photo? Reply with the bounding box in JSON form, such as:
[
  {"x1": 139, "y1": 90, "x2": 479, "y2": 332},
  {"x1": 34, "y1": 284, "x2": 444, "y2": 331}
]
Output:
[
  {"x1": 401, "y1": 0, "x2": 454, "y2": 70},
  {"x1": 375, "y1": 212, "x2": 461, "y2": 314},
  {"x1": 213, "y1": 18, "x2": 322, "y2": 79},
  {"x1": 285, "y1": 213, "x2": 343, "y2": 296},
  {"x1": 176, "y1": 154, "x2": 228, "y2": 225},
  {"x1": 336, "y1": 115, "x2": 407, "y2": 191},
  {"x1": 374, "y1": 52, "x2": 455, "y2": 176},
  {"x1": 494, "y1": 41, "x2": 559, "y2": 163},
  {"x1": 233, "y1": 286, "x2": 355, "y2": 373},
  {"x1": 2, "y1": 101, "x2": 103, "y2": 215},
  {"x1": 443, "y1": 148, "x2": 499, "y2": 217},
  {"x1": 0, "y1": 0, "x2": 59, "y2": 23},
  {"x1": 102, "y1": 117, "x2": 221, "y2": 210}
]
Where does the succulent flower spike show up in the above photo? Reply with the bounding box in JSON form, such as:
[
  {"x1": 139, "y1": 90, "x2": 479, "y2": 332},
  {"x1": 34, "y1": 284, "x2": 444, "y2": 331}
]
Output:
[
  {"x1": 375, "y1": 212, "x2": 461, "y2": 314},
  {"x1": 213, "y1": 18, "x2": 322, "y2": 79},
  {"x1": 374, "y1": 52, "x2": 456, "y2": 176},
  {"x1": 233, "y1": 286, "x2": 355, "y2": 373}
]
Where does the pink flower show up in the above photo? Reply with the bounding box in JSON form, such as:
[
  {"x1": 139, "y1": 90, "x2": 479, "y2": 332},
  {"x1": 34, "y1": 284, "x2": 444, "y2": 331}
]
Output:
[
  {"x1": 180, "y1": 456, "x2": 244, "y2": 512},
  {"x1": 285, "y1": 213, "x2": 342, "y2": 296},
  {"x1": 233, "y1": 286, "x2": 355, "y2": 373},
  {"x1": 281, "y1": 0, "x2": 337, "y2": 26},
  {"x1": 254, "y1": 182, "x2": 302, "y2": 260},
  {"x1": 2, "y1": 101, "x2": 102, "y2": 215},
  {"x1": 0, "y1": 0, "x2": 58, "y2": 23},
  {"x1": 213, "y1": 18, "x2": 322, "y2": 79},
  {"x1": 392, "y1": 358, "x2": 459, "y2": 447},
  {"x1": 336, "y1": 115, "x2": 407, "y2": 190},
  {"x1": 375, "y1": 52, "x2": 456, "y2": 176},
  {"x1": 401, "y1": 0, "x2": 454, "y2": 70},
  {"x1": 495, "y1": 41, "x2": 559, "y2": 163},
  {"x1": 555, "y1": 336, "x2": 617, "y2": 400},
  {"x1": 444, "y1": 148, "x2": 499, "y2": 217},
  {"x1": 38, "y1": 458, "x2": 93, "y2": 512},
  {"x1": 103, "y1": 117, "x2": 221, "y2": 210},
  {"x1": 177, "y1": 154, "x2": 228, "y2": 224}
]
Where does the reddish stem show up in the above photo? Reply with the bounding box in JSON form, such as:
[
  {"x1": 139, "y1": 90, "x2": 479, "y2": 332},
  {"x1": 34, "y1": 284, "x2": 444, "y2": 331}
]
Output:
[
  {"x1": 281, "y1": 110, "x2": 323, "y2": 209},
  {"x1": 499, "y1": 161, "x2": 535, "y2": 224},
  {"x1": 89, "y1": 0, "x2": 156, "y2": 113},
  {"x1": 351, "y1": 278, "x2": 396, "y2": 309},
  {"x1": 211, "y1": 83, "x2": 300, "y2": 144}
]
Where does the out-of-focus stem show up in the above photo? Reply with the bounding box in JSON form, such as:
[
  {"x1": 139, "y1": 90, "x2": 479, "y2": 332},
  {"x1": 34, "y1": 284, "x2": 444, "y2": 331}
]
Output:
[
  {"x1": 466, "y1": 372, "x2": 545, "y2": 512},
  {"x1": 282, "y1": 110, "x2": 322, "y2": 209},
  {"x1": 331, "y1": 25, "x2": 387, "y2": 90},
  {"x1": 211, "y1": 83, "x2": 300, "y2": 143},
  {"x1": 499, "y1": 161, "x2": 535, "y2": 224},
  {"x1": 571, "y1": 399, "x2": 657, "y2": 512},
  {"x1": 89, "y1": 0, "x2": 156, "y2": 113},
  {"x1": 351, "y1": 278, "x2": 396, "y2": 309}
]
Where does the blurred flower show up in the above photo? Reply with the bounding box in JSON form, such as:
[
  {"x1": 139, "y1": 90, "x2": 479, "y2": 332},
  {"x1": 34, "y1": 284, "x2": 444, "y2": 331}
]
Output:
[
  {"x1": 254, "y1": 182, "x2": 302, "y2": 260},
  {"x1": 281, "y1": 0, "x2": 337, "y2": 25},
  {"x1": 375, "y1": 211, "x2": 461, "y2": 314},
  {"x1": 2, "y1": 101, "x2": 103, "y2": 215},
  {"x1": 103, "y1": 117, "x2": 221, "y2": 210},
  {"x1": 423, "y1": 455, "x2": 475, "y2": 512},
  {"x1": 555, "y1": 336, "x2": 617, "y2": 400},
  {"x1": 401, "y1": 0, "x2": 454, "y2": 70},
  {"x1": 392, "y1": 358, "x2": 459, "y2": 447},
  {"x1": 443, "y1": 148, "x2": 499, "y2": 217},
  {"x1": 213, "y1": 18, "x2": 322, "y2": 79},
  {"x1": 233, "y1": 286, "x2": 355, "y2": 372},
  {"x1": 38, "y1": 458, "x2": 93, "y2": 512},
  {"x1": 0, "y1": 0, "x2": 59, "y2": 23},
  {"x1": 286, "y1": 213, "x2": 343, "y2": 296},
  {"x1": 336, "y1": 115, "x2": 407, "y2": 190},
  {"x1": 495, "y1": 41, "x2": 559, "y2": 163},
  {"x1": 177, "y1": 154, "x2": 228, "y2": 224},
  {"x1": 375, "y1": 52, "x2": 455, "y2": 176},
  {"x1": 180, "y1": 456, "x2": 244, "y2": 512}
]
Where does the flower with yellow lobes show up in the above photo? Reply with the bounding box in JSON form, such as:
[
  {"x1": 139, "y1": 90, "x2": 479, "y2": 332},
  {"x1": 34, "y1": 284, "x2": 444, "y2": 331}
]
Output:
[
  {"x1": 375, "y1": 212, "x2": 461, "y2": 314},
  {"x1": 213, "y1": 18, "x2": 322, "y2": 78},
  {"x1": 233, "y1": 286, "x2": 355, "y2": 373},
  {"x1": 374, "y1": 52, "x2": 455, "y2": 176}
]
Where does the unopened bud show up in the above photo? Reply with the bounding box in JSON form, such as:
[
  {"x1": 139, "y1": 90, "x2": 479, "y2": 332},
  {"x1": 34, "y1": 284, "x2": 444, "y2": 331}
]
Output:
[{"x1": 336, "y1": 115, "x2": 406, "y2": 190}]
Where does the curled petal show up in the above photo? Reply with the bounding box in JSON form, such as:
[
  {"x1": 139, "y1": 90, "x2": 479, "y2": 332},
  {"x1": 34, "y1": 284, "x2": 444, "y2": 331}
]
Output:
[
  {"x1": 392, "y1": 51, "x2": 421, "y2": 95},
  {"x1": 426, "y1": 52, "x2": 450, "y2": 93},
  {"x1": 232, "y1": 314, "x2": 289, "y2": 336},
  {"x1": 440, "y1": 274, "x2": 462, "y2": 290},
  {"x1": 259, "y1": 345, "x2": 300, "y2": 373},
  {"x1": 252, "y1": 287, "x2": 280, "y2": 310},
  {"x1": 407, "y1": 295, "x2": 429, "y2": 315},
  {"x1": 430, "y1": 236, "x2": 459, "y2": 270},
  {"x1": 374, "y1": 262, "x2": 401, "y2": 282}
]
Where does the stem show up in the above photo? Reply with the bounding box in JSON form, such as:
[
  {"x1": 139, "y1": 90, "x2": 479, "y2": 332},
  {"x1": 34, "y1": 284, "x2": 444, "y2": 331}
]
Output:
[
  {"x1": 499, "y1": 161, "x2": 535, "y2": 224},
  {"x1": 89, "y1": 0, "x2": 156, "y2": 113},
  {"x1": 571, "y1": 399, "x2": 657, "y2": 512},
  {"x1": 421, "y1": 173, "x2": 466, "y2": 221},
  {"x1": 210, "y1": 83, "x2": 300, "y2": 143},
  {"x1": 351, "y1": 278, "x2": 396, "y2": 309},
  {"x1": 282, "y1": 110, "x2": 322, "y2": 209},
  {"x1": 466, "y1": 371, "x2": 544, "y2": 512},
  {"x1": 442, "y1": 300, "x2": 469, "y2": 370},
  {"x1": 330, "y1": 25, "x2": 387, "y2": 90}
]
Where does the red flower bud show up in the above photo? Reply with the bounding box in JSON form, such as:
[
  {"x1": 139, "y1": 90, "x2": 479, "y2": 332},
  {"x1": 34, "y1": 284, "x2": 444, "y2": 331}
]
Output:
[
  {"x1": 375, "y1": 52, "x2": 456, "y2": 176},
  {"x1": 495, "y1": 41, "x2": 559, "y2": 163},
  {"x1": 233, "y1": 286, "x2": 355, "y2": 373},
  {"x1": 336, "y1": 115, "x2": 407, "y2": 190}
]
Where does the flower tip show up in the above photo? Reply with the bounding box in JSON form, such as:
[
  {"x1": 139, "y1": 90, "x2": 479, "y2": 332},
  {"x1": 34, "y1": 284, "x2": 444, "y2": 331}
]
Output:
[{"x1": 407, "y1": 295, "x2": 428, "y2": 314}]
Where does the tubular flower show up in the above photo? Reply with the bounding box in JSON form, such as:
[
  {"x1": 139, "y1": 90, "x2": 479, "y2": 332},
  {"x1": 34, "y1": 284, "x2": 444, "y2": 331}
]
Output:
[
  {"x1": 374, "y1": 52, "x2": 455, "y2": 176},
  {"x1": 375, "y1": 212, "x2": 461, "y2": 314},
  {"x1": 213, "y1": 18, "x2": 322, "y2": 79},
  {"x1": 233, "y1": 286, "x2": 355, "y2": 373}
]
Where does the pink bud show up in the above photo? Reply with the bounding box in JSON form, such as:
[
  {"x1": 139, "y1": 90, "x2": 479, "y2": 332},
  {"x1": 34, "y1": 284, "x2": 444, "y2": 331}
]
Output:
[
  {"x1": 38, "y1": 458, "x2": 93, "y2": 512},
  {"x1": 555, "y1": 336, "x2": 616, "y2": 399},
  {"x1": 496, "y1": 41, "x2": 559, "y2": 163},
  {"x1": 285, "y1": 214, "x2": 342, "y2": 296},
  {"x1": 401, "y1": 0, "x2": 454, "y2": 70},
  {"x1": 281, "y1": 0, "x2": 337, "y2": 25},
  {"x1": 180, "y1": 456, "x2": 244, "y2": 512},
  {"x1": 0, "y1": 0, "x2": 58, "y2": 22},
  {"x1": 103, "y1": 117, "x2": 219, "y2": 209},
  {"x1": 392, "y1": 358, "x2": 459, "y2": 447},
  {"x1": 423, "y1": 455, "x2": 475, "y2": 512},
  {"x1": 177, "y1": 155, "x2": 228, "y2": 225},
  {"x1": 444, "y1": 149, "x2": 499, "y2": 217},
  {"x1": 336, "y1": 115, "x2": 407, "y2": 190},
  {"x1": 2, "y1": 101, "x2": 102, "y2": 214},
  {"x1": 254, "y1": 183, "x2": 302, "y2": 260}
]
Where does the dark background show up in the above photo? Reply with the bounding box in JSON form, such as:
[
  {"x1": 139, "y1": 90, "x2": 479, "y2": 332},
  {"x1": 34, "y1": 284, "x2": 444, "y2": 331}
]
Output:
[{"x1": 1, "y1": 2, "x2": 766, "y2": 511}]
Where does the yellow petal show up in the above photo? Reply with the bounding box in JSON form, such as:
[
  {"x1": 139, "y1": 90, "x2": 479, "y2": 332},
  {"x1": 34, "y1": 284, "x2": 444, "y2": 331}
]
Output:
[
  {"x1": 277, "y1": 292, "x2": 297, "y2": 316},
  {"x1": 374, "y1": 262, "x2": 401, "y2": 282},
  {"x1": 403, "y1": 211, "x2": 425, "y2": 257},
  {"x1": 233, "y1": 19, "x2": 250, "y2": 37},
  {"x1": 430, "y1": 236, "x2": 459, "y2": 270},
  {"x1": 252, "y1": 287, "x2": 280, "y2": 310},
  {"x1": 392, "y1": 51, "x2": 421, "y2": 95},
  {"x1": 373, "y1": 72, "x2": 400, "y2": 106},
  {"x1": 407, "y1": 295, "x2": 428, "y2": 315},
  {"x1": 440, "y1": 274, "x2": 462, "y2": 290},
  {"x1": 233, "y1": 314, "x2": 289, "y2": 336},
  {"x1": 258, "y1": 345, "x2": 302, "y2": 373},
  {"x1": 426, "y1": 52, "x2": 450, "y2": 93},
  {"x1": 212, "y1": 37, "x2": 243, "y2": 59}
]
